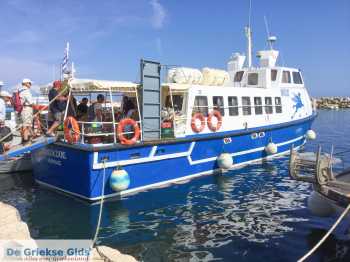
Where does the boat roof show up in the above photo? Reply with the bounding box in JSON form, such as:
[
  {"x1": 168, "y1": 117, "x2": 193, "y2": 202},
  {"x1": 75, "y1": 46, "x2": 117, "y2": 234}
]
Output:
[{"x1": 69, "y1": 78, "x2": 139, "y2": 93}]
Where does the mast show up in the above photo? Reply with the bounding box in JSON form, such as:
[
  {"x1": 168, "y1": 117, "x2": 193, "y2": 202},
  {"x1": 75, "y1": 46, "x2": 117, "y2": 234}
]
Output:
[{"x1": 245, "y1": 0, "x2": 252, "y2": 68}]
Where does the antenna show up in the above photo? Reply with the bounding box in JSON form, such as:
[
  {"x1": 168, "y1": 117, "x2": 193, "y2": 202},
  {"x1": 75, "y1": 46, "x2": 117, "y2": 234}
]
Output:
[
  {"x1": 245, "y1": 0, "x2": 253, "y2": 67},
  {"x1": 264, "y1": 15, "x2": 277, "y2": 50}
]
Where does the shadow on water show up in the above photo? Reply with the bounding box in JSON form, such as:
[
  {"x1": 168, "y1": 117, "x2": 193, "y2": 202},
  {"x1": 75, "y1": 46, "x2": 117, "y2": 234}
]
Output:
[{"x1": 0, "y1": 110, "x2": 350, "y2": 261}]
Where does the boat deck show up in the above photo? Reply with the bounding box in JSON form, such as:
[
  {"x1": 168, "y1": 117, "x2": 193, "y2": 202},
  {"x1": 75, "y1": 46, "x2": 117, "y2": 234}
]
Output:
[{"x1": 0, "y1": 137, "x2": 57, "y2": 160}]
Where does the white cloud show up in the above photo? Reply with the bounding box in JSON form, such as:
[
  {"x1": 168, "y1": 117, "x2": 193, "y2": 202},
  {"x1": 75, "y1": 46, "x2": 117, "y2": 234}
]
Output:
[{"x1": 150, "y1": 0, "x2": 166, "y2": 29}]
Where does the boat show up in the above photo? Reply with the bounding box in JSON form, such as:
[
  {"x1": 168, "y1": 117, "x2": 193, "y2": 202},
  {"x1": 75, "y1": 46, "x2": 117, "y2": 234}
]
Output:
[
  {"x1": 289, "y1": 146, "x2": 350, "y2": 218},
  {"x1": 0, "y1": 107, "x2": 32, "y2": 174},
  {"x1": 30, "y1": 28, "x2": 317, "y2": 202},
  {"x1": 0, "y1": 96, "x2": 48, "y2": 174}
]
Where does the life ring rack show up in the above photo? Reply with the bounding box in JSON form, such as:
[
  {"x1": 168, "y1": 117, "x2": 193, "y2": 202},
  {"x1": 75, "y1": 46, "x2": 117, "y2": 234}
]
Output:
[
  {"x1": 64, "y1": 116, "x2": 81, "y2": 144},
  {"x1": 117, "y1": 118, "x2": 141, "y2": 145}
]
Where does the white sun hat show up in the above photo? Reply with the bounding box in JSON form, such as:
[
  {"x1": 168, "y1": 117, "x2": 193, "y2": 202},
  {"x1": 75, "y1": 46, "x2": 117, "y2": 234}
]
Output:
[
  {"x1": 22, "y1": 78, "x2": 32, "y2": 84},
  {"x1": 0, "y1": 90, "x2": 11, "y2": 97}
]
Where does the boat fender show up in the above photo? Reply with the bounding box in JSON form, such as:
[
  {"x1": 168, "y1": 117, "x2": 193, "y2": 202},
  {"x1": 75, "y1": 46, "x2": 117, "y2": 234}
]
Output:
[
  {"x1": 217, "y1": 153, "x2": 233, "y2": 169},
  {"x1": 306, "y1": 130, "x2": 316, "y2": 140},
  {"x1": 117, "y1": 118, "x2": 140, "y2": 145},
  {"x1": 308, "y1": 191, "x2": 335, "y2": 217},
  {"x1": 265, "y1": 142, "x2": 277, "y2": 154},
  {"x1": 191, "y1": 113, "x2": 206, "y2": 133},
  {"x1": 64, "y1": 117, "x2": 80, "y2": 144},
  {"x1": 110, "y1": 168, "x2": 130, "y2": 191},
  {"x1": 207, "y1": 110, "x2": 222, "y2": 132}
]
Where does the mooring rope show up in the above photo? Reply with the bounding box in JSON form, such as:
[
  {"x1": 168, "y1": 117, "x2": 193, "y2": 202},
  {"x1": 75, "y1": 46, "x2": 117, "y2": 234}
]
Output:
[
  {"x1": 298, "y1": 202, "x2": 350, "y2": 262},
  {"x1": 90, "y1": 158, "x2": 112, "y2": 261}
]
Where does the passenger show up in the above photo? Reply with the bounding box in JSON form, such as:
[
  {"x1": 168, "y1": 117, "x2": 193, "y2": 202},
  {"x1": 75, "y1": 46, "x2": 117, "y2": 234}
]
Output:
[
  {"x1": 0, "y1": 91, "x2": 11, "y2": 123},
  {"x1": 19, "y1": 79, "x2": 34, "y2": 145},
  {"x1": 46, "y1": 80, "x2": 67, "y2": 137},
  {"x1": 67, "y1": 95, "x2": 77, "y2": 117},
  {"x1": 122, "y1": 96, "x2": 136, "y2": 118},
  {"x1": 0, "y1": 91, "x2": 13, "y2": 152},
  {"x1": 77, "y1": 97, "x2": 88, "y2": 119},
  {"x1": 88, "y1": 94, "x2": 105, "y2": 122}
]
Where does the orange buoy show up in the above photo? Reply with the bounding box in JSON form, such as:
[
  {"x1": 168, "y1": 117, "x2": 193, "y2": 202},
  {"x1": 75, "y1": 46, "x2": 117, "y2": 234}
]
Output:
[
  {"x1": 64, "y1": 116, "x2": 80, "y2": 143},
  {"x1": 117, "y1": 118, "x2": 140, "y2": 145},
  {"x1": 207, "y1": 110, "x2": 222, "y2": 132},
  {"x1": 191, "y1": 112, "x2": 206, "y2": 133}
]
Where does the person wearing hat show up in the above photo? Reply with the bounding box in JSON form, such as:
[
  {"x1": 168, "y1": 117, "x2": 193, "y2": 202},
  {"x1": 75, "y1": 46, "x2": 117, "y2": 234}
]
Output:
[
  {"x1": 0, "y1": 90, "x2": 13, "y2": 152},
  {"x1": 19, "y1": 78, "x2": 34, "y2": 145},
  {"x1": 46, "y1": 80, "x2": 67, "y2": 136}
]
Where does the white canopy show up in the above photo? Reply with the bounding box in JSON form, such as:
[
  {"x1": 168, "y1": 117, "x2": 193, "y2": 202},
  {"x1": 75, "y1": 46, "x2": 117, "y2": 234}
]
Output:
[
  {"x1": 69, "y1": 78, "x2": 139, "y2": 93},
  {"x1": 162, "y1": 83, "x2": 190, "y2": 92}
]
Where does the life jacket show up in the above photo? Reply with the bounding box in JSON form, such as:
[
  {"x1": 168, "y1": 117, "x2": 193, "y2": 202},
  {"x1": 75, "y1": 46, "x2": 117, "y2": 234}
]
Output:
[{"x1": 11, "y1": 91, "x2": 23, "y2": 113}]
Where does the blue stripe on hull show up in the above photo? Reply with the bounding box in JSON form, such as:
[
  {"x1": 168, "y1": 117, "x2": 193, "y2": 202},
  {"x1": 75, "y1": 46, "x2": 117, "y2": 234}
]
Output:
[{"x1": 32, "y1": 118, "x2": 313, "y2": 201}]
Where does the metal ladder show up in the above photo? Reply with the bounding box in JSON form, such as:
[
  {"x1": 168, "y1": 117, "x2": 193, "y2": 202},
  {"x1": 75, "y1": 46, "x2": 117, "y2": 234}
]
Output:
[{"x1": 140, "y1": 59, "x2": 162, "y2": 141}]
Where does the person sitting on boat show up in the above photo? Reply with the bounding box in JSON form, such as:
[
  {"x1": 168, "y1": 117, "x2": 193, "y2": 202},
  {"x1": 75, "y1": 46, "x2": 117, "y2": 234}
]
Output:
[
  {"x1": 19, "y1": 79, "x2": 34, "y2": 145},
  {"x1": 122, "y1": 96, "x2": 136, "y2": 118},
  {"x1": 46, "y1": 80, "x2": 67, "y2": 137},
  {"x1": 0, "y1": 91, "x2": 13, "y2": 152},
  {"x1": 88, "y1": 94, "x2": 105, "y2": 123},
  {"x1": 77, "y1": 97, "x2": 88, "y2": 120}
]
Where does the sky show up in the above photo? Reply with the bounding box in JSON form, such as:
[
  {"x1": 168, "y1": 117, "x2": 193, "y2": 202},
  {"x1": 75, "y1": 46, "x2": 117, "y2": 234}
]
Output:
[{"x1": 0, "y1": 0, "x2": 349, "y2": 97}]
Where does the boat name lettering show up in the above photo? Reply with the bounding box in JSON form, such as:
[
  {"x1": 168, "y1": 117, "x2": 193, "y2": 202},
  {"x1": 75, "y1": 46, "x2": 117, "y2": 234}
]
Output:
[{"x1": 46, "y1": 150, "x2": 67, "y2": 159}]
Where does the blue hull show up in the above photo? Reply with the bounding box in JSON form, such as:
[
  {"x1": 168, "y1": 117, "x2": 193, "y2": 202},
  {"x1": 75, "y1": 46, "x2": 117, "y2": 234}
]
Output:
[{"x1": 32, "y1": 115, "x2": 316, "y2": 201}]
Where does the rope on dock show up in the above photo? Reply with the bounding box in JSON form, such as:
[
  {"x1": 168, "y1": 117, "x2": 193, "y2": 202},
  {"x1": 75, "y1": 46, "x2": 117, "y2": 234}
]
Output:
[{"x1": 298, "y1": 202, "x2": 350, "y2": 262}]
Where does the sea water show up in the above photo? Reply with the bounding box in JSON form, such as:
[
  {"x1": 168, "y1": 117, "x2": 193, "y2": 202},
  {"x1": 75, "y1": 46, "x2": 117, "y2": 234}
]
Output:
[{"x1": 1, "y1": 110, "x2": 350, "y2": 261}]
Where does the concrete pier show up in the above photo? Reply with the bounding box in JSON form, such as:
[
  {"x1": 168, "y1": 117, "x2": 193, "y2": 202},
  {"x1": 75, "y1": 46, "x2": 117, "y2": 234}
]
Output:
[{"x1": 0, "y1": 201, "x2": 137, "y2": 261}]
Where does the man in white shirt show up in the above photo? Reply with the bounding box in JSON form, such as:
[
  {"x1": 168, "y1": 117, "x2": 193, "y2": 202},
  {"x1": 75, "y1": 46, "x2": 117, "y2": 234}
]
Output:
[{"x1": 19, "y1": 78, "x2": 34, "y2": 145}]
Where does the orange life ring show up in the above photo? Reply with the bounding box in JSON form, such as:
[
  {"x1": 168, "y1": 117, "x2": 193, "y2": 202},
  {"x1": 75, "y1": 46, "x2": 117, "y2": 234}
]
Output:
[
  {"x1": 64, "y1": 116, "x2": 80, "y2": 143},
  {"x1": 207, "y1": 110, "x2": 222, "y2": 132},
  {"x1": 191, "y1": 112, "x2": 206, "y2": 133},
  {"x1": 117, "y1": 118, "x2": 140, "y2": 145}
]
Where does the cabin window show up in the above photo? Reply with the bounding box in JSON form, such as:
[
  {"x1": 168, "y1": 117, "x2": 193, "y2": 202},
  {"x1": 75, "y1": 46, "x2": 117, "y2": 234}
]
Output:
[
  {"x1": 234, "y1": 71, "x2": 244, "y2": 82},
  {"x1": 292, "y1": 72, "x2": 303, "y2": 84},
  {"x1": 265, "y1": 97, "x2": 273, "y2": 114},
  {"x1": 165, "y1": 95, "x2": 184, "y2": 111},
  {"x1": 282, "y1": 71, "x2": 291, "y2": 83},
  {"x1": 271, "y1": 69, "x2": 277, "y2": 81},
  {"x1": 248, "y1": 73, "x2": 258, "y2": 85},
  {"x1": 242, "y1": 97, "x2": 251, "y2": 115},
  {"x1": 228, "y1": 96, "x2": 239, "y2": 116},
  {"x1": 213, "y1": 96, "x2": 225, "y2": 116},
  {"x1": 254, "y1": 97, "x2": 263, "y2": 115},
  {"x1": 275, "y1": 97, "x2": 282, "y2": 113},
  {"x1": 193, "y1": 96, "x2": 208, "y2": 116}
]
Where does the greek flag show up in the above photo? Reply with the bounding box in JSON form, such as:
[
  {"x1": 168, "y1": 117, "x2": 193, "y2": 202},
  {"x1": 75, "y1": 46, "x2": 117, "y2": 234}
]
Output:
[{"x1": 61, "y1": 42, "x2": 69, "y2": 74}]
